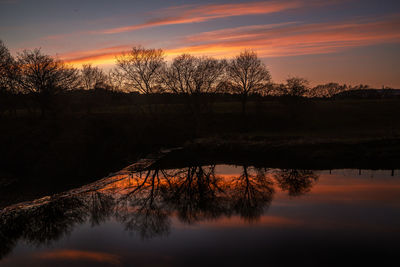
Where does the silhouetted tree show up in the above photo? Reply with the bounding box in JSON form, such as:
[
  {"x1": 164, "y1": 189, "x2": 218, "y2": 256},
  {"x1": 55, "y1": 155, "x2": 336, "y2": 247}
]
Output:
[
  {"x1": 308, "y1": 82, "x2": 348, "y2": 98},
  {"x1": 276, "y1": 77, "x2": 310, "y2": 121},
  {"x1": 163, "y1": 54, "x2": 226, "y2": 113},
  {"x1": 162, "y1": 54, "x2": 226, "y2": 133},
  {"x1": 0, "y1": 40, "x2": 13, "y2": 90},
  {"x1": 78, "y1": 64, "x2": 111, "y2": 113},
  {"x1": 226, "y1": 50, "x2": 271, "y2": 115},
  {"x1": 350, "y1": 84, "x2": 370, "y2": 90},
  {"x1": 280, "y1": 77, "x2": 310, "y2": 98},
  {"x1": 116, "y1": 46, "x2": 165, "y2": 94},
  {"x1": 15, "y1": 49, "x2": 78, "y2": 116},
  {"x1": 0, "y1": 40, "x2": 18, "y2": 116},
  {"x1": 80, "y1": 64, "x2": 107, "y2": 90},
  {"x1": 107, "y1": 68, "x2": 125, "y2": 92},
  {"x1": 116, "y1": 46, "x2": 165, "y2": 114}
]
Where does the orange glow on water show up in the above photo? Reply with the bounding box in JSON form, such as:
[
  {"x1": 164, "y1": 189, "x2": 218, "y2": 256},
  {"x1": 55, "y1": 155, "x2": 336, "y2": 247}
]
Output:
[
  {"x1": 35, "y1": 250, "x2": 120, "y2": 264},
  {"x1": 198, "y1": 215, "x2": 300, "y2": 228}
]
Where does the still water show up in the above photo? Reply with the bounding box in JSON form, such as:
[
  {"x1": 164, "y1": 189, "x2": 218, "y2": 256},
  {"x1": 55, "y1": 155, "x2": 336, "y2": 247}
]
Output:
[{"x1": 0, "y1": 165, "x2": 399, "y2": 267}]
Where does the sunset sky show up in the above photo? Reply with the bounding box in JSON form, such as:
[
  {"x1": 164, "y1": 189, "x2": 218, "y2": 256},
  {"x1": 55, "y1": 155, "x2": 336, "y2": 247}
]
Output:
[{"x1": 1, "y1": 0, "x2": 399, "y2": 87}]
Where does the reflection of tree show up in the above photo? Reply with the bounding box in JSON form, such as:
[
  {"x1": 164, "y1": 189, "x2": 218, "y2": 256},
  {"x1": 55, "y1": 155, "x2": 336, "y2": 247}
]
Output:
[
  {"x1": 230, "y1": 166, "x2": 274, "y2": 222},
  {"x1": 0, "y1": 193, "x2": 117, "y2": 259},
  {"x1": 0, "y1": 196, "x2": 87, "y2": 259},
  {"x1": 162, "y1": 166, "x2": 230, "y2": 224},
  {"x1": 0, "y1": 166, "x2": 320, "y2": 259},
  {"x1": 116, "y1": 170, "x2": 170, "y2": 239},
  {"x1": 84, "y1": 192, "x2": 114, "y2": 226},
  {"x1": 23, "y1": 197, "x2": 86, "y2": 245},
  {"x1": 0, "y1": 213, "x2": 21, "y2": 260},
  {"x1": 274, "y1": 169, "x2": 318, "y2": 196}
]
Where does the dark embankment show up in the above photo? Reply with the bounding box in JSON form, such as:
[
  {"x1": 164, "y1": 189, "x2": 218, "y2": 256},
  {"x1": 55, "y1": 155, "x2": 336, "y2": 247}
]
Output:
[
  {"x1": 154, "y1": 137, "x2": 400, "y2": 170},
  {"x1": 1, "y1": 96, "x2": 399, "y2": 206}
]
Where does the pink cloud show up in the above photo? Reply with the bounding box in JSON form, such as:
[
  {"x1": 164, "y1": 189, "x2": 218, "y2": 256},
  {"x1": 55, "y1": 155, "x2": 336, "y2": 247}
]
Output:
[
  {"x1": 95, "y1": 0, "x2": 331, "y2": 34},
  {"x1": 59, "y1": 15, "x2": 400, "y2": 66}
]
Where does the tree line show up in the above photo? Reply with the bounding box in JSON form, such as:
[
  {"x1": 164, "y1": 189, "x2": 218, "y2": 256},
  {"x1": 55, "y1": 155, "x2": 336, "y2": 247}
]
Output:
[{"x1": 0, "y1": 40, "x2": 372, "y2": 117}]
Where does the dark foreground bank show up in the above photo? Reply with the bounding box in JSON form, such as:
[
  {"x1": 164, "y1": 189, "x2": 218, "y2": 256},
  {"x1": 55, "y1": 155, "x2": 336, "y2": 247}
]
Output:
[{"x1": 1, "y1": 98, "x2": 399, "y2": 205}]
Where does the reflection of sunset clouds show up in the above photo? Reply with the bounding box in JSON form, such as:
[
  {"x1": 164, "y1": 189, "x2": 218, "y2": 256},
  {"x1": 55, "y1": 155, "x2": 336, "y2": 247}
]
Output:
[
  {"x1": 35, "y1": 249, "x2": 121, "y2": 265},
  {"x1": 196, "y1": 215, "x2": 300, "y2": 228}
]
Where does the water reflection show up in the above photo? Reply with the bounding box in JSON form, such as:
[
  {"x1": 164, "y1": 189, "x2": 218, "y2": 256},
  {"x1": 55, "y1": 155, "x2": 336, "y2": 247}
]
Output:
[
  {"x1": 230, "y1": 166, "x2": 275, "y2": 222},
  {"x1": 117, "y1": 169, "x2": 171, "y2": 239},
  {"x1": 0, "y1": 196, "x2": 87, "y2": 259},
  {"x1": 0, "y1": 166, "x2": 319, "y2": 259},
  {"x1": 274, "y1": 169, "x2": 318, "y2": 196}
]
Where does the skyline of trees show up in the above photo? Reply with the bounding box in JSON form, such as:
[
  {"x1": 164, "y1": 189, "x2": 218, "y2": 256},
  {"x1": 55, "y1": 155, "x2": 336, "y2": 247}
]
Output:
[
  {"x1": 0, "y1": 40, "x2": 377, "y2": 99},
  {"x1": 0, "y1": 40, "x2": 376, "y2": 97}
]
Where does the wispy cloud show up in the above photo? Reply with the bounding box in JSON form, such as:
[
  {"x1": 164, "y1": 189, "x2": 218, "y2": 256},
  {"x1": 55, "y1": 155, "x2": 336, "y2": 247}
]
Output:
[
  {"x1": 0, "y1": 0, "x2": 19, "y2": 3},
  {"x1": 60, "y1": 15, "x2": 400, "y2": 66},
  {"x1": 59, "y1": 45, "x2": 133, "y2": 66},
  {"x1": 171, "y1": 15, "x2": 400, "y2": 57},
  {"x1": 43, "y1": 0, "x2": 343, "y2": 41},
  {"x1": 94, "y1": 0, "x2": 331, "y2": 34}
]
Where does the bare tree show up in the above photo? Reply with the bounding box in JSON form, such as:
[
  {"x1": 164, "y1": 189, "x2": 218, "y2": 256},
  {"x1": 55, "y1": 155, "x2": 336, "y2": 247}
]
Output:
[
  {"x1": 308, "y1": 82, "x2": 348, "y2": 98},
  {"x1": 163, "y1": 54, "x2": 226, "y2": 95},
  {"x1": 0, "y1": 40, "x2": 18, "y2": 116},
  {"x1": 0, "y1": 40, "x2": 14, "y2": 91},
  {"x1": 15, "y1": 49, "x2": 78, "y2": 116},
  {"x1": 162, "y1": 54, "x2": 226, "y2": 115},
  {"x1": 116, "y1": 46, "x2": 165, "y2": 95},
  {"x1": 350, "y1": 84, "x2": 370, "y2": 90},
  {"x1": 80, "y1": 64, "x2": 107, "y2": 90},
  {"x1": 281, "y1": 76, "x2": 310, "y2": 98},
  {"x1": 226, "y1": 50, "x2": 271, "y2": 115},
  {"x1": 107, "y1": 68, "x2": 125, "y2": 92}
]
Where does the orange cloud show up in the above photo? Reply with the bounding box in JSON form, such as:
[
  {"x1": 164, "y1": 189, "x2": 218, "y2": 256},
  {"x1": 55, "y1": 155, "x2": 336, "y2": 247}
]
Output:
[
  {"x1": 60, "y1": 15, "x2": 400, "y2": 67},
  {"x1": 96, "y1": 0, "x2": 315, "y2": 34},
  {"x1": 35, "y1": 250, "x2": 121, "y2": 265},
  {"x1": 176, "y1": 16, "x2": 400, "y2": 57},
  {"x1": 60, "y1": 45, "x2": 133, "y2": 67}
]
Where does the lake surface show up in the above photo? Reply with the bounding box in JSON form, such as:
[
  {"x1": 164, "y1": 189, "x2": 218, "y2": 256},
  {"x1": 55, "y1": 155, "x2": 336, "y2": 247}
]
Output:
[{"x1": 0, "y1": 165, "x2": 399, "y2": 267}]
